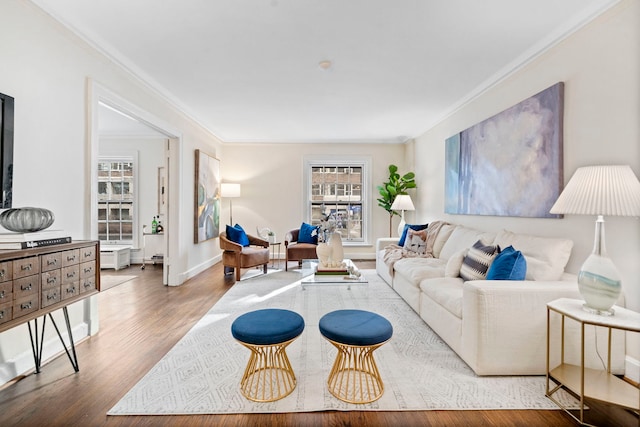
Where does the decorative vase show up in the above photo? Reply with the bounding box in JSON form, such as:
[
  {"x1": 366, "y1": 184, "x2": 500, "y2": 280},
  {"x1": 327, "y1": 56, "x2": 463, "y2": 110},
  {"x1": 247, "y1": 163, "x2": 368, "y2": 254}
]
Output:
[
  {"x1": 328, "y1": 231, "x2": 344, "y2": 266},
  {"x1": 316, "y1": 242, "x2": 331, "y2": 267},
  {"x1": 0, "y1": 207, "x2": 55, "y2": 232}
]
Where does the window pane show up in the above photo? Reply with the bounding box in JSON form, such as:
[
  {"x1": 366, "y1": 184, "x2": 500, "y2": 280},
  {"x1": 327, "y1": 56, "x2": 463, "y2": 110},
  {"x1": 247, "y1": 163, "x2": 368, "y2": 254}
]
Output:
[{"x1": 98, "y1": 158, "x2": 135, "y2": 243}]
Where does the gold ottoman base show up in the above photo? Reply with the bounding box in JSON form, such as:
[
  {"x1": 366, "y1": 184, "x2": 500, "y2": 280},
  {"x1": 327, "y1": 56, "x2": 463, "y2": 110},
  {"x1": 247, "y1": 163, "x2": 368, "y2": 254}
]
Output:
[
  {"x1": 325, "y1": 339, "x2": 388, "y2": 404},
  {"x1": 238, "y1": 337, "x2": 298, "y2": 402}
]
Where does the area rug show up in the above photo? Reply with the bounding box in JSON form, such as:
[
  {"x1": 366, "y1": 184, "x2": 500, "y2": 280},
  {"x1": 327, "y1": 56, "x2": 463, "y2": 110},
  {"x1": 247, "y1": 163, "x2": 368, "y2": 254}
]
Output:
[
  {"x1": 108, "y1": 270, "x2": 576, "y2": 415},
  {"x1": 100, "y1": 274, "x2": 137, "y2": 291}
]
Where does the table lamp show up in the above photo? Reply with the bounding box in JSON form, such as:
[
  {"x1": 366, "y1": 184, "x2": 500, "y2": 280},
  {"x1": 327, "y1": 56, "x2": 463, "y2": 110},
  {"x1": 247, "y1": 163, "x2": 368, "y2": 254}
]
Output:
[
  {"x1": 550, "y1": 165, "x2": 640, "y2": 315},
  {"x1": 391, "y1": 194, "x2": 415, "y2": 237}
]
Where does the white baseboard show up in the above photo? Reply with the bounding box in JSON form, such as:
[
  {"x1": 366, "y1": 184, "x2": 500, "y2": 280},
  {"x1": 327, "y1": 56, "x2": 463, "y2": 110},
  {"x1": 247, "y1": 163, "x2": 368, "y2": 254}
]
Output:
[
  {"x1": 626, "y1": 355, "x2": 640, "y2": 383},
  {"x1": 0, "y1": 322, "x2": 89, "y2": 387},
  {"x1": 177, "y1": 255, "x2": 221, "y2": 285}
]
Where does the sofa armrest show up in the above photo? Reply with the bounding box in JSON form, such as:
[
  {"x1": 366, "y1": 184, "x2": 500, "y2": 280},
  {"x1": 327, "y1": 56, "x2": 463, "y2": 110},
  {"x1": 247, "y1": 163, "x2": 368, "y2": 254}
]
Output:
[
  {"x1": 376, "y1": 237, "x2": 397, "y2": 252},
  {"x1": 460, "y1": 279, "x2": 624, "y2": 375}
]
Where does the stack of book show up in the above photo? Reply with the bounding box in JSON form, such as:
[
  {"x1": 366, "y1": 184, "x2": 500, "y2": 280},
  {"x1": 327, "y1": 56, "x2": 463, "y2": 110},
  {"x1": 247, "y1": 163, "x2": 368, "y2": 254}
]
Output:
[
  {"x1": 0, "y1": 229, "x2": 71, "y2": 250},
  {"x1": 315, "y1": 265, "x2": 348, "y2": 276}
]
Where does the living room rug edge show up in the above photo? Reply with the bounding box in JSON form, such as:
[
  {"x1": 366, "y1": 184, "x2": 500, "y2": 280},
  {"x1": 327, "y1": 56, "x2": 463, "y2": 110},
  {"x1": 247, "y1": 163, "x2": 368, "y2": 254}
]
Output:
[{"x1": 107, "y1": 270, "x2": 577, "y2": 415}]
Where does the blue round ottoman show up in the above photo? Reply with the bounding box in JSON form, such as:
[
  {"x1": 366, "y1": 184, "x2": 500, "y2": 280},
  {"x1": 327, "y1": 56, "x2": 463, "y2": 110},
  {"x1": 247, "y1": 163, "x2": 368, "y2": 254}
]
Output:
[
  {"x1": 319, "y1": 309, "x2": 393, "y2": 403},
  {"x1": 231, "y1": 309, "x2": 305, "y2": 402}
]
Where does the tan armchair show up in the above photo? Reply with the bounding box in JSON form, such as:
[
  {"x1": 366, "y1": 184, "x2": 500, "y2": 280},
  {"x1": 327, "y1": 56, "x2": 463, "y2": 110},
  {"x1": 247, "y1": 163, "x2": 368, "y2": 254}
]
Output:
[
  {"x1": 220, "y1": 232, "x2": 270, "y2": 281},
  {"x1": 284, "y1": 228, "x2": 318, "y2": 271}
]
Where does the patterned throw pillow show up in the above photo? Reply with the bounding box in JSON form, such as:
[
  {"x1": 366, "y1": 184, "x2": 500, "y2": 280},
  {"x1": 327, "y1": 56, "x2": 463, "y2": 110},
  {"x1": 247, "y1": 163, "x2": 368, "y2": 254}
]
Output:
[
  {"x1": 403, "y1": 232, "x2": 427, "y2": 255},
  {"x1": 459, "y1": 239, "x2": 500, "y2": 281}
]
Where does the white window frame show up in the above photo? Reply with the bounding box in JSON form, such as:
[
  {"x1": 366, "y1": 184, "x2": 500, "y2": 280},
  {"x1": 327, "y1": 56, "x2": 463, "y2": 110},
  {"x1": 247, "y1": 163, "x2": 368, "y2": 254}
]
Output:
[
  {"x1": 97, "y1": 152, "x2": 139, "y2": 247},
  {"x1": 303, "y1": 155, "x2": 371, "y2": 246}
]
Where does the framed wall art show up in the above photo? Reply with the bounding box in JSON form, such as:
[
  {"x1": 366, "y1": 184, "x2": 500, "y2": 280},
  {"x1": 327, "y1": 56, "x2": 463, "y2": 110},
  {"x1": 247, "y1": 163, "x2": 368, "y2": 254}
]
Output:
[
  {"x1": 194, "y1": 149, "x2": 221, "y2": 243},
  {"x1": 445, "y1": 82, "x2": 564, "y2": 218}
]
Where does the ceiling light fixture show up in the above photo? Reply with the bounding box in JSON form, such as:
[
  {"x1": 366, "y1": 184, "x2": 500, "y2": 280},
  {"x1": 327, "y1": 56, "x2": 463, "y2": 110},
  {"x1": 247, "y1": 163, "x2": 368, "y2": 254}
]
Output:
[{"x1": 318, "y1": 60, "x2": 332, "y2": 70}]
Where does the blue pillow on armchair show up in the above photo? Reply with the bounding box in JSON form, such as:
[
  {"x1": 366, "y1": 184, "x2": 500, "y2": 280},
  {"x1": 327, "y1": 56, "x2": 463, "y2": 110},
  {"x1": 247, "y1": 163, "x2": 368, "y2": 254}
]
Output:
[
  {"x1": 486, "y1": 245, "x2": 527, "y2": 280},
  {"x1": 298, "y1": 222, "x2": 319, "y2": 244},
  {"x1": 398, "y1": 223, "x2": 429, "y2": 247},
  {"x1": 226, "y1": 224, "x2": 250, "y2": 247}
]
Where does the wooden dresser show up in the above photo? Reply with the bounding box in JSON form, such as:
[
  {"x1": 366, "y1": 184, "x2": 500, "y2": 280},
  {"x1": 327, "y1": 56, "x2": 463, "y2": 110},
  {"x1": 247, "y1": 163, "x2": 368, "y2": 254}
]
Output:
[
  {"x1": 0, "y1": 241, "x2": 100, "y2": 333},
  {"x1": 0, "y1": 241, "x2": 100, "y2": 372}
]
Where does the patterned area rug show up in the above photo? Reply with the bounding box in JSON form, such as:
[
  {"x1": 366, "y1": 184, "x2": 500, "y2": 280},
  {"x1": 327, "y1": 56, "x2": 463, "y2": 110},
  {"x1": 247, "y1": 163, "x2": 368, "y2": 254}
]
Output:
[{"x1": 108, "y1": 270, "x2": 575, "y2": 415}]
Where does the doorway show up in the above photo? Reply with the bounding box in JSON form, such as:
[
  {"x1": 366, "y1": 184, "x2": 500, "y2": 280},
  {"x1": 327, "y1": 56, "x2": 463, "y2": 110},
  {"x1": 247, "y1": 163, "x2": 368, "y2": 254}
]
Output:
[{"x1": 88, "y1": 80, "x2": 182, "y2": 286}]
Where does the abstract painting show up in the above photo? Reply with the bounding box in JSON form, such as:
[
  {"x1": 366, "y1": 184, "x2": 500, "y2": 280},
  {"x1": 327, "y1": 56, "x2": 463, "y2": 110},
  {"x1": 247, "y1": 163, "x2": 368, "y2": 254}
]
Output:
[
  {"x1": 194, "y1": 149, "x2": 221, "y2": 243},
  {"x1": 445, "y1": 82, "x2": 564, "y2": 218}
]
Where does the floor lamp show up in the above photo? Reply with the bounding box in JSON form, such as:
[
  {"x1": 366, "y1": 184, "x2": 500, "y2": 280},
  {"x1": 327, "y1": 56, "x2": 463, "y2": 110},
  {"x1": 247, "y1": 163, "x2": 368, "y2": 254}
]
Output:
[
  {"x1": 391, "y1": 194, "x2": 415, "y2": 237},
  {"x1": 221, "y1": 183, "x2": 241, "y2": 225}
]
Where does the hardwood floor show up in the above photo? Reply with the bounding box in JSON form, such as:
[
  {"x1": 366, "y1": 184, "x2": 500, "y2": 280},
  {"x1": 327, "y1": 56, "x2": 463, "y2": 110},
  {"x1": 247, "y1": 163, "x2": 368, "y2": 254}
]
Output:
[{"x1": 0, "y1": 261, "x2": 636, "y2": 426}]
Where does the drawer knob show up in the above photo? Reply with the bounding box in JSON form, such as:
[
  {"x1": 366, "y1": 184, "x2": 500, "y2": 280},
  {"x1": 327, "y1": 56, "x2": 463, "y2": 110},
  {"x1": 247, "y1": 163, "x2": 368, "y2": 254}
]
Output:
[
  {"x1": 21, "y1": 284, "x2": 32, "y2": 291},
  {"x1": 0, "y1": 270, "x2": 4, "y2": 278},
  {"x1": 47, "y1": 259, "x2": 58, "y2": 266},
  {"x1": 67, "y1": 256, "x2": 76, "y2": 261},
  {"x1": 67, "y1": 271, "x2": 76, "y2": 278},
  {"x1": 21, "y1": 302, "x2": 32, "y2": 310},
  {"x1": 47, "y1": 277, "x2": 57, "y2": 284},
  {"x1": 0, "y1": 290, "x2": 4, "y2": 298},
  {"x1": 21, "y1": 264, "x2": 32, "y2": 271},
  {"x1": 47, "y1": 293, "x2": 58, "y2": 301}
]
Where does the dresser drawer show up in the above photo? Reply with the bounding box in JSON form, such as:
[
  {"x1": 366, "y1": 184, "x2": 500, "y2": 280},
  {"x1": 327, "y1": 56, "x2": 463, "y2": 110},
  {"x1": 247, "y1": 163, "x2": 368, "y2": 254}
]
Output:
[
  {"x1": 0, "y1": 301, "x2": 12, "y2": 324},
  {"x1": 0, "y1": 281, "x2": 11, "y2": 301},
  {"x1": 13, "y1": 295, "x2": 39, "y2": 318},
  {"x1": 13, "y1": 257, "x2": 40, "y2": 279},
  {"x1": 61, "y1": 282, "x2": 79, "y2": 301},
  {"x1": 80, "y1": 261, "x2": 96, "y2": 279},
  {"x1": 41, "y1": 270, "x2": 61, "y2": 290},
  {"x1": 0, "y1": 261, "x2": 12, "y2": 283},
  {"x1": 61, "y1": 265, "x2": 80, "y2": 285},
  {"x1": 62, "y1": 249, "x2": 81, "y2": 267},
  {"x1": 41, "y1": 252, "x2": 62, "y2": 272},
  {"x1": 14, "y1": 275, "x2": 39, "y2": 299},
  {"x1": 41, "y1": 286, "x2": 61, "y2": 308},
  {"x1": 80, "y1": 276, "x2": 96, "y2": 294},
  {"x1": 80, "y1": 246, "x2": 96, "y2": 263}
]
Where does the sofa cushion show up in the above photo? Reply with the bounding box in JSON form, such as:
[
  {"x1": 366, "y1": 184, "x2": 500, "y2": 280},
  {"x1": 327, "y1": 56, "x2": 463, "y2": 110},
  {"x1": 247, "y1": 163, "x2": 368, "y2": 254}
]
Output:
[
  {"x1": 226, "y1": 224, "x2": 249, "y2": 246},
  {"x1": 420, "y1": 277, "x2": 464, "y2": 318},
  {"x1": 398, "y1": 223, "x2": 429, "y2": 247},
  {"x1": 432, "y1": 224, "x2": 455, "y2": 258},
  {"x1": 439, "y1": 225, "x2": 496, "y2": 261},
  {"x1": 445, "y1": 248, "x2": 468, "y2": 278},
  {"x1": 394, "y1": 257, "x2": 447, "y2": 284},
  {"x1": 486, "y1": 245, "x2": 527, "y2": 280},
  {"x1": 459, "y1": 239, "x2": 500, "y2": 281},
  {"x1": 493, "y1": 229, "x2": 573, "y2": 281},
  {"x1": 298, "y1": 222, "x2": 319, "y2": 244}
]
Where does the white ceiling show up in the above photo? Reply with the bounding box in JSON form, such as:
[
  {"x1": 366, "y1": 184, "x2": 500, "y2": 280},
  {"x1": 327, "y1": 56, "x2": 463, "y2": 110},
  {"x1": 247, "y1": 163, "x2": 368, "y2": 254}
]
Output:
[{"x1": 33, "y1": 0, "x2": 617, "y2": 143}]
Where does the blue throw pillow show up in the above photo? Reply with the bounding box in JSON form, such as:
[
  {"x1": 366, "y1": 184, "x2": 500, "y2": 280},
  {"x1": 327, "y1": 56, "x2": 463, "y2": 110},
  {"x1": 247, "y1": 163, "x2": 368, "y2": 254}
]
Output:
[
  {"x1": 398, "y1": 223, "x2": 429, "y2": 247},
  {"x1": 298, "y1": 222, "x2": 319, "y2": 244},
  {"x1": 486, "y1": 245, "x2": 527, "y2": 280},
  {"x1": 226, "y1": 224, "x2": 250, "y2": 246}
]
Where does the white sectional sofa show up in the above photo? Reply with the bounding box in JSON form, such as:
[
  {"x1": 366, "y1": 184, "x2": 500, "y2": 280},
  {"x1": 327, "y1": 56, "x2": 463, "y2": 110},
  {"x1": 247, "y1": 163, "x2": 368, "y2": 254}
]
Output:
[{"x1": 376, "y1": 222, "x2": 625, "y2": 376}]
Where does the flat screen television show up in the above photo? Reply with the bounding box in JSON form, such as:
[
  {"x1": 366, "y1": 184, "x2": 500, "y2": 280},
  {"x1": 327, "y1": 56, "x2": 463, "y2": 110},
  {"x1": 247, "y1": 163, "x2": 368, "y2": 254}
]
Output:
[{"x1": 0, "y1": 92, "x2": 13, "y2": 209}]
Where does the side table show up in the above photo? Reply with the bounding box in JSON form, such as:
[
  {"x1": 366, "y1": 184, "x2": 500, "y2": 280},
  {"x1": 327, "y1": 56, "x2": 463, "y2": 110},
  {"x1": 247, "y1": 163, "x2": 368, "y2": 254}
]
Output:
[
  {"x1": 546, "y1": 298, "x2": 640, "y2": 426},
  {"x1": 270, "y1": 242, "x2": 282, "y2": 269}
]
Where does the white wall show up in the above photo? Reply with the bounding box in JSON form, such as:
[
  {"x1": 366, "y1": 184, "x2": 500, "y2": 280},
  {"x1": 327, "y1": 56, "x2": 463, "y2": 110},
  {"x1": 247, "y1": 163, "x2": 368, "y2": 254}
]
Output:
[
  {"x1": 221, "y1": 142, "x2": 408, "y2": 259},
  {"x1": 412, "y1": 0, "x2": 640, "y2": 377},
  {"x1": 0, "y1": 0, "x2": 223, "y2": 385}
]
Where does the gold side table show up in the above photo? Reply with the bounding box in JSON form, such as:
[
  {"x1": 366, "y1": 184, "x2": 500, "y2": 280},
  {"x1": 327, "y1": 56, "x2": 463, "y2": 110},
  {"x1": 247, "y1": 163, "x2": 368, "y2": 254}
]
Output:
[{"x1": 546, "y1": 298, "x2": 640, "y2": 426}]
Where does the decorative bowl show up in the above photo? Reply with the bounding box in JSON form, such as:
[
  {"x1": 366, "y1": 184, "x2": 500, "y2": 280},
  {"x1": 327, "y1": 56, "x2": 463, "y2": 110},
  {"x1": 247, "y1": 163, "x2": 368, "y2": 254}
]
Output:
[{"x1": 0, "y1": 207, "x2": 55, "y2": 232}]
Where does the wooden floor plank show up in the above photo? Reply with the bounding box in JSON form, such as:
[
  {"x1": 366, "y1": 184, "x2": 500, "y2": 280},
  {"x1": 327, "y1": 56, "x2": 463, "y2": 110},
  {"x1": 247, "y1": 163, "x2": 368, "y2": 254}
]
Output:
[{"x1": 0, "y1": 261, "x2": 635, "y2": 426}]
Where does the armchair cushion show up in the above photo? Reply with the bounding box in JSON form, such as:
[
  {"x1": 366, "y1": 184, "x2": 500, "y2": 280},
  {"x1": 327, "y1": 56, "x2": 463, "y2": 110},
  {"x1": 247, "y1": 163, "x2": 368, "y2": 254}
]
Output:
[
  {"x1": 298, "y1": 222, "x2": 319, "y2": 244},
  {"x1": 226, "y1": 224, "x2": 250, "y2": 246}
]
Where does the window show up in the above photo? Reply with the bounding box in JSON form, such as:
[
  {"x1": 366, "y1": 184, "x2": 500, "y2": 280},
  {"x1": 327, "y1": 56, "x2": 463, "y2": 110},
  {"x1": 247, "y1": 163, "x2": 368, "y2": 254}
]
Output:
[
  {"x1": 304, "y1": 157, "x2": 370, "y2": 244},
  {"x1": 97, "y1": 157, "x2": 136, "y2": 243}
]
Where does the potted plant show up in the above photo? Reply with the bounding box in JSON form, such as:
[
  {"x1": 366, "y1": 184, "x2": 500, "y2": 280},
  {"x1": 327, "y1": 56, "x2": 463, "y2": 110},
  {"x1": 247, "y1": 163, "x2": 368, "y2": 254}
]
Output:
[{"x1": 377, "y1": 164, "x2": 416, "y2": 237}]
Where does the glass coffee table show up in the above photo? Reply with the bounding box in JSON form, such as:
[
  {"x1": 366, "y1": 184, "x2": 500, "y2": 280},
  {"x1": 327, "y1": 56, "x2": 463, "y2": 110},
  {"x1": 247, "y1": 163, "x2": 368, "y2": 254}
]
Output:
[{"x1": 300, "y1": 259, "x2": 368, "y2": 289}]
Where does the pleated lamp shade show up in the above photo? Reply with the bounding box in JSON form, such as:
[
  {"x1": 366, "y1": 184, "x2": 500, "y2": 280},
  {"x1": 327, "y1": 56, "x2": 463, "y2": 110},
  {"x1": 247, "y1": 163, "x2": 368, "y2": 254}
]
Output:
[{"x1": 550, "y1": 165, "x2": 640, "y2": 217}]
